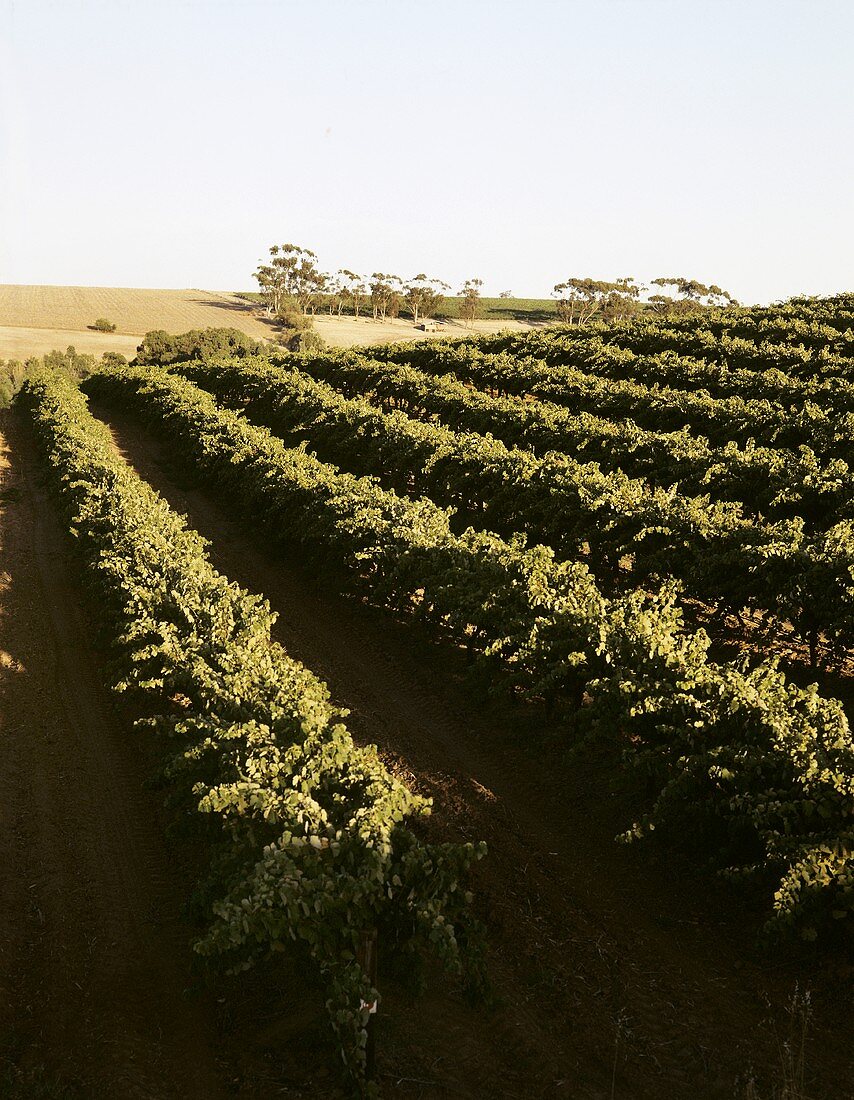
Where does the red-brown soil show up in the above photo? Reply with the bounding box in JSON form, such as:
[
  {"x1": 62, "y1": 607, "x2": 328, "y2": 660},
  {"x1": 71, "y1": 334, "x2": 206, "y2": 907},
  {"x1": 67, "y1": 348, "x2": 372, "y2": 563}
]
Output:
[
  {"x1": 79, "y1": 403, "x2": 852, "y2": 1100},
  {"x1": 0, "y1": 409, "x2": 227, "y2": 1098}
]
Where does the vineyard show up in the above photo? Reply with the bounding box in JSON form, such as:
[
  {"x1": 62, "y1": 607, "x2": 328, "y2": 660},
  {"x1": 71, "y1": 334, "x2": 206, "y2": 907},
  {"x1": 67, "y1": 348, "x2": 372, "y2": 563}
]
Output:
[{"x1": 2, "y1": 294, "x2": 853, "y2": 1097}]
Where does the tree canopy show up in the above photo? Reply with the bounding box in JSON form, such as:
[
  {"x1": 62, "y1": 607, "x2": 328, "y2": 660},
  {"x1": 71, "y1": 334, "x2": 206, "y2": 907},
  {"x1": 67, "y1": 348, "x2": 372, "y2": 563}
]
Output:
[
  {"x1": 254, "y1": 243, "x2": 326, "y2": 316},
  {"x1": 405, "y1": 274, "x2": 449, "y2": 324}
]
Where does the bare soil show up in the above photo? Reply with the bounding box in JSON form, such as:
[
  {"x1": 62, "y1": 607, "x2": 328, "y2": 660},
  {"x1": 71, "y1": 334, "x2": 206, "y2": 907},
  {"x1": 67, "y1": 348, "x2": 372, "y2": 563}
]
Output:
[
  {"x1": 88, "y1": 403, "x2": 854, "y2": 1100},
  {"x1": 312, "y1": 315, "x2": 535, "y2": 349},
  {"x1": 0, "y1": 410, "x2": 227, "y2": 1098}
]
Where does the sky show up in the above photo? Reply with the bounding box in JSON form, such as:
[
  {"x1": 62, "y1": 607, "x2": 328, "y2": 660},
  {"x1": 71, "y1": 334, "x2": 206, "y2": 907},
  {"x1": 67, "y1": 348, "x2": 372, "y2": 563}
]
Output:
[{"x1": 1, "y1": 0, "x2": 852, "y2": 304}]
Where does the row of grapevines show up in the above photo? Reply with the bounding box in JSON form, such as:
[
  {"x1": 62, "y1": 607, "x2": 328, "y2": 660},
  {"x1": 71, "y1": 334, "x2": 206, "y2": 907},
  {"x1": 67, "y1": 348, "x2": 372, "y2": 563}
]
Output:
[
  {"x1": 420, "y1": 294, "x2": 854, "y2": 380},
  {"x1": 458, "y1": 329, "x2": 854, "y2": 405},
  {"x1": 455, "y1": 294, "x2": 854, "y2": 369},
  {"x1": 370, "y1": 322, "x2": 854, "y2": 402},
  {"x1": 177, "y1": 357, "x2": 854, "y2": 665},
  {"x1": 270, "y1": 349, "x2": 851, "y2": 529},
  {"x1": 428, "y1": 305, "x2": 854, "y2": 377},
  {"x1": 362, "y1": 338, "x2": 852, "y2": 458},
  {"x1": 697, "y1": 294, "x2": 854, "y2": 338},
  {"x1": 592, "y1": 324, "x2": 854, "y2": 379},
  {"x1": 85, "y1": 363, "x2": 854, "y2": 942},
  {"x1": 611, "y1": 297, "x2": 854, "y2": 356},
  {"x1": 21, "y1": 368, "x2": 484, "y2": 1090}
]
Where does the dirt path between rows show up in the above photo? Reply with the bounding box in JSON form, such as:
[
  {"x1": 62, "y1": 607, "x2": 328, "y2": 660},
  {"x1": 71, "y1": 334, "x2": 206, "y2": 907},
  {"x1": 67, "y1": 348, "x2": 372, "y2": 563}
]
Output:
[
  {"x1": 0, "y1": 409, "x2": 230, "y2": 1098},
  {"x1": 91, "y1": 404, "x2": 854, "y2": 1100}
]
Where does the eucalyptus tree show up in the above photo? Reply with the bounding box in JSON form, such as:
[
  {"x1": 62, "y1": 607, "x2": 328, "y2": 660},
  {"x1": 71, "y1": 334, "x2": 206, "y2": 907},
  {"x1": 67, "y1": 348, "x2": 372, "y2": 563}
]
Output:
[
  {"x1": 405, "y1": 274, "x2": 450, "y2": 324},
  {"x1": 650, "y1": 277, "x2": 738, "y2": 314},
  {"x1": 459, "y1": 278, "x2": 484, "y2": 326},
  {"x1": 602, "y1": 277, "x2": 644, "y2": 322},
  {"x1": 324, "y1": 272, "x2": 346, "y2": 316},
  {"x1": 552, "y1": 278, "x2": 617, "y2": 324},
  {"x1": 370, "y1": 273, "x2": 404, "y2": 320},
  {"x1": 254, "y1": 243, "x2": 326, "y2": 316},
  {"x1": 339, "y1": 270, "x2": 367, "y2": 318}
]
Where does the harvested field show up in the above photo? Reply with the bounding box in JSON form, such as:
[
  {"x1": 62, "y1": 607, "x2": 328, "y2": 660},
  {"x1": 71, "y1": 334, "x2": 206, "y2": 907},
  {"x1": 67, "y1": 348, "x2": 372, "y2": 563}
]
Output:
[
  {"x1": 0, "y1": 284, "x2": 276, "y2": 339},
  {"x1": 0, "y1": 325, "x2": 142, "y2": 362},
  {"x1": 312, "y1": 313, "x2": 535, "y2": 348},
  {"x1": 0, "y1": 285, "x2": 536, "y2": 361}
]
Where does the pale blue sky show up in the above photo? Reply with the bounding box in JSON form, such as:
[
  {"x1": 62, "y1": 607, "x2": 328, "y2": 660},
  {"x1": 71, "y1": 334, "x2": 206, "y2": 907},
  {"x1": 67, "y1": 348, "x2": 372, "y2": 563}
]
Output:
[{"x1": 1, "y1": 0, "x2": 851, "y2": 303}]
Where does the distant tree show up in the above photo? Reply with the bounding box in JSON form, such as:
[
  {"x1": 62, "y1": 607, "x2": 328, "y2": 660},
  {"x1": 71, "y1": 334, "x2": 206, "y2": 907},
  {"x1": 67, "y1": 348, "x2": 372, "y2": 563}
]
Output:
[
  {"x1": 404, "y1": 274, "x2": 450, "y2": 324},
  {"x1": 0, "y1": 359, "x2": 25, "y2": 407},
  {"x1": 387, "y1": 283, "x2": 404, "y2": 319},
  {"x1": 369, "y1": 273, "x2": 403, "y2": 321},
  {"x1": 339, "y1": 270, "x2": 367, "y2": 319},
  {"x1": 650, "y1": 277, "x2": 738, "y2": 315},
  {"x1": 552, "y1": 278, "x2": 615, "y2": 325},
  {"x1": 647, "y1": 294, "x2": 675, "y2": 317},
  {"x1": 254, "y1": 243, "x2": 326, "y2": 316},
  {"x1": 499, "y1": 290, "x2": 513, "y2": 299},
  {"x1": 459, "y1": 278, "x2": 484, "y2": 327},
  {"x1": 1, "y1": 349, "x2": 90, "y2": 405},
  {"x1": 552, "y1": 277, "x2": 645, "y2": 325},
  {"x1": 92, "y1": 317, "x2": 116, "y2": 332},
  {"x1": 601, "y1": 277, "x2": 643, "y2": 322},
  {"x1": 305, "y1": 270, "x2": 330, "y2": 315},
  {"x1": 324, "y1": 272, "x2": 346, "y2": 316},
  {"x1": 1, "y1": 358, "x2": 24, "y2": 387},
  {"x1": 39, "y1": 347, "x2": 97, "y2": 379}
]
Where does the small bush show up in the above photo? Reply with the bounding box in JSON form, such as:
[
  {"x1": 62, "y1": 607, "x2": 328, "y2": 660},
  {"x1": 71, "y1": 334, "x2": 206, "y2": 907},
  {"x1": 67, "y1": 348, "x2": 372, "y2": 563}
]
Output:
[
  {"x1": 92, "y1": 318, "x2": 117, "y2": 333},
  {"x1": 292, "y1": 329, "x2": 326, "y2": 353},
  {"x1": 277, "y1": 307, "x2": 313, "y2": 333},
  {"x1": 275, "y1": 307, "x2": 324, "y2": 352}
]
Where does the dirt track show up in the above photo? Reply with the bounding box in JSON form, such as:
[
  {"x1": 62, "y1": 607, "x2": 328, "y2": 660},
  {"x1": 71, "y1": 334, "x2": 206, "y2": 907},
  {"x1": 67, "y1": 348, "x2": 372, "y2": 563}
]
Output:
[
  {"x1": 91, "y1": 405, "x2": 854, "y2": 1100},
  {"x1": 0, "y1": 410, "x2": 226, "y2": 1098}
]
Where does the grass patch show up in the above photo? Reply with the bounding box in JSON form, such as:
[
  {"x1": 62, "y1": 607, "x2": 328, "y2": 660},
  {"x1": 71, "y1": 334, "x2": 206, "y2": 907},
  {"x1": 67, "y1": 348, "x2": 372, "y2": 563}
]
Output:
[{"x1": 233, "y1": 291, "x2": 558, "y2": 324}]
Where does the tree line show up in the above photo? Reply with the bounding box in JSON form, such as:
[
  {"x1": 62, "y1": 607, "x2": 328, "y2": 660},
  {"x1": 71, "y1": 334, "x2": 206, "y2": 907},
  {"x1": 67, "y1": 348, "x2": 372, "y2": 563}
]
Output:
[
  {"x1": 253, "y1": 243, "x2": 738, "y2": 329},
  {"x1": 254, "y1": 244, "x2": 486, "y2": 327},
  {"x1": 552, "y1": 277, "x2": 738, "y2": 325}
]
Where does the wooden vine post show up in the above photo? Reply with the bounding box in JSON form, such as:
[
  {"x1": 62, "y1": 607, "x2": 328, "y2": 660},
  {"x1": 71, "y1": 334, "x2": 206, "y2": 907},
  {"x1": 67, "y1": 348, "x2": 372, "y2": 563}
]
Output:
[{"x1": 357, "y1": 928, "x2": 379, "y2": 1080}]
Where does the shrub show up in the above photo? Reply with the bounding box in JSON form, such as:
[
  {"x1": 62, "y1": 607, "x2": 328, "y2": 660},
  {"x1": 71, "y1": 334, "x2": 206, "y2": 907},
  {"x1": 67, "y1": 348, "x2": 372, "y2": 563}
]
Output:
[
  {"x1": 277, "y1": 307, "x2": 313, "y2": 333},
  {"x1": 134, "y1": 327, "x2": 263, "y2": 366},
  {"x1": 92, "y1": 318, "x2": 117, "y2": 332},
  {"x1": 276, "y1": 308, "x2": 325, "y2": 352},
  {"x1": 38, "y1": 347, "x2": 96, "y2": 381},
  {"x1": 281, "y1": 328, "x2": 326, "y2": 353}
]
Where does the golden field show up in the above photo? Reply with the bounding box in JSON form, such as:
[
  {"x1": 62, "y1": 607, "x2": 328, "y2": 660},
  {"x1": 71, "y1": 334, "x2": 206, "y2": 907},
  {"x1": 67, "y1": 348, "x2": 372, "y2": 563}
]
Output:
[{"x1": 0, "y1": 283, "x2": 533, "y2": 361}]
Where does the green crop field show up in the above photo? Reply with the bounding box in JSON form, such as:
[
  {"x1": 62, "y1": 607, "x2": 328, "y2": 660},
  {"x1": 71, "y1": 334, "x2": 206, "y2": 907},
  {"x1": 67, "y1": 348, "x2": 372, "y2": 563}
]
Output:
[{"x1": 235, "y1": 289, "x2": 559, "y2": 323}]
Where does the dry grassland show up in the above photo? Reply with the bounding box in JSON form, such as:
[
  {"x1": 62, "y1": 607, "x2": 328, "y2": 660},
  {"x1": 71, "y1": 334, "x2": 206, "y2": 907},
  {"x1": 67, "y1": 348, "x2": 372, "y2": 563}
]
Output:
[
  {"x1": 0, "y1": 283, "x2": 535, "y2": 360},
  {"x1": 0, "y1": 325, "x2": 142, "y2": 361},
  {"x1": 312, "y1": 313, "x2": 533, "y2": 347},
  {"x1": 0, "y1": 284, "x2": 275, "y2": 338}
]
